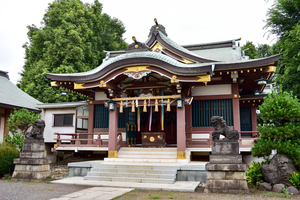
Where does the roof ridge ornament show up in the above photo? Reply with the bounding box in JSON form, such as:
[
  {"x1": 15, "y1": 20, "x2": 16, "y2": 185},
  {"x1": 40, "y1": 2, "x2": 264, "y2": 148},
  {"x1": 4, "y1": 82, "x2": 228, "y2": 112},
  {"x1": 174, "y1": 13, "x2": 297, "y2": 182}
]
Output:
[
  {"x1": 125, "y1": 36, "x2": 149, "y2": 52},
  {"x1": 148, "y1": 18, "x2": 168, "y2": 38}
]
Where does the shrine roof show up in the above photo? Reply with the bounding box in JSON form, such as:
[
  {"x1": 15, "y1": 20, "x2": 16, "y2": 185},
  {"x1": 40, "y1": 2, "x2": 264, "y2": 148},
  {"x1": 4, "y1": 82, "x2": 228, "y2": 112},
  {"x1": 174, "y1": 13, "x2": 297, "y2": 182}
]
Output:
[{"x1": 0, "y1": 71, "x2": 41, "y2": 111}]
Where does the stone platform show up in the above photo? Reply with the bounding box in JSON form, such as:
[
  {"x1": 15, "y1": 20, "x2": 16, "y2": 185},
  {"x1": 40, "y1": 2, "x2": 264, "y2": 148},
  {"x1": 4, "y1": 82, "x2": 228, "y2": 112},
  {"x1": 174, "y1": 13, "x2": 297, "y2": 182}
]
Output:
[
  {"x1": 204, "y1": 141, "x2": 249, "y2": 194},
  {"x1": 12, "y1": 139, "x2": 52, "y2": 180}
]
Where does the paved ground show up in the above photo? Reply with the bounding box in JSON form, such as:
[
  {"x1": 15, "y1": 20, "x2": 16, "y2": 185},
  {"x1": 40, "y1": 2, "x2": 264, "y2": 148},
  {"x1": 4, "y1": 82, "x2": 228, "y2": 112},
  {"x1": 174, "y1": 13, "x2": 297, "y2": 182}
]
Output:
[{"x1": 0, "y1": 179, "x2": 132, "y2": 200}]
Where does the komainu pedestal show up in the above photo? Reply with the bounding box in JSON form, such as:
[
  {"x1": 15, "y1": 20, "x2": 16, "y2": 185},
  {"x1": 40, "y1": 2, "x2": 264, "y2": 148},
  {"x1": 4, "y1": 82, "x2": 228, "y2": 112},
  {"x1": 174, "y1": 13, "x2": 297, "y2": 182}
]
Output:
[
  {"x1": 12, "y1": 139, "x2": 52, "y2": 180},
  {"x1": 204, "y1": 141, "x2": 249, "y2": 194}
]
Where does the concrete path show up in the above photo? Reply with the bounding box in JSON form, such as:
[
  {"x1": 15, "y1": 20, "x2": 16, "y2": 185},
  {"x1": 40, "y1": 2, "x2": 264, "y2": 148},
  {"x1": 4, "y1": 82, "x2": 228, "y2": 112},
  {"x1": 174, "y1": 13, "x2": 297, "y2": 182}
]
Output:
[
  {"x1": 49, "y1": 187, "x2": 133, "y2": 200},
  {"x1": 51, "y1": 177, "x2": 200, "y2": 192}
]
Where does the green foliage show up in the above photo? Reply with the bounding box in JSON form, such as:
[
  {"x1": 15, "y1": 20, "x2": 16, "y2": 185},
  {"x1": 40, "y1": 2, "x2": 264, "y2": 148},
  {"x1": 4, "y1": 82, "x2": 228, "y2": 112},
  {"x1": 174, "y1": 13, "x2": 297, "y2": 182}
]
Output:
[
  {"x1": 242, "y1": 41, "x2": 258, "y2": 59},
  {"x1": 246, "y1": 160, "x2": 270, "y2": 187},
  {"x1": 265, "y1": 0, "x2": 300, "y2": 98},
  {"x1": 150, "y1": 195, "x2": 160, "y2": 199},
  {"x1": 257, "y1": 44, "x2": 272, "y2": 58},
  {"x1": 289, "y1": 172, "x2": 300, "y2": 189},
  {"x1": 4, "y1": 133, "x2": 25, "y2": 151},
  {"x1": 0, "y1": 144, "x2": 20, "y2": 175},
  {"x1": 283, "y1": 186, "x2": 292, "y2": 198},
  {"x1": 252, "y1": 89, "x2": 300, "y2": 169},
  {"x1": 19, "y1": 0, "x2": 127, "y2": 103},
  {"x1": 5, "y1": 108, "x2": 40, "y2": 150},
  {"x1": 265, "y1": 0, "x2": 300, "y2": 37}
]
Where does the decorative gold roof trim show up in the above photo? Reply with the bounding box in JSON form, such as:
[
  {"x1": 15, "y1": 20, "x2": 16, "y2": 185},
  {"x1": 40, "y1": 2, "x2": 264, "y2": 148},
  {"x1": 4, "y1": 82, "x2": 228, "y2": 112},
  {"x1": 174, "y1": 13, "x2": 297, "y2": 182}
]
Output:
[
  {"x1": 99, "y1": 80, "x2": 106, "y2": 88},
  {"x1": 170, "y1": 75, "x2": 179, "y2": 83},
  {"x1": 195, "y1": 75, "x2": 211, "y2": 82},
  {"x1": 124, "y1": 66, "x2": 150, "y2": 73},
  {"x1": 182, "y1": 57, "x2": 194, "y2": 64},
  {"x1": 267, "y1": 66, "x2": 276, "y2": 72},
  {"x1": 74, "y1": 83, "x2": 86, "y2": 89},
  {"x1": 50, "y1": 81, "x2": 58, "y2": 87},
  {"x1": 150, "y1": 42, "x2": 165, "y2": 52}
]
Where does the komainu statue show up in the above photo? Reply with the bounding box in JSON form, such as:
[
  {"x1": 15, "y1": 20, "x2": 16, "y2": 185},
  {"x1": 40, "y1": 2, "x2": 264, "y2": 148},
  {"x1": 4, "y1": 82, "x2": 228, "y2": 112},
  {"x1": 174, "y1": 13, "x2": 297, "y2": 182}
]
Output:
[
  {"x1": 24, "y1": 119, "x2": 45, "y2": 139},
  {"x1": 211, "y1": 116, "x2": 239, "y2": 141}
]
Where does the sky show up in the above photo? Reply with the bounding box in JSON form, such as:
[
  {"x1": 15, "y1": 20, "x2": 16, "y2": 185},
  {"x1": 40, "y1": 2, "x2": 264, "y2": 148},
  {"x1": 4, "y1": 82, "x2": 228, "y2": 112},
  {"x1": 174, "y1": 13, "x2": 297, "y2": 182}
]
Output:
[{"x1": 0, "y1": 0, "x2": 277, "y2": 85}]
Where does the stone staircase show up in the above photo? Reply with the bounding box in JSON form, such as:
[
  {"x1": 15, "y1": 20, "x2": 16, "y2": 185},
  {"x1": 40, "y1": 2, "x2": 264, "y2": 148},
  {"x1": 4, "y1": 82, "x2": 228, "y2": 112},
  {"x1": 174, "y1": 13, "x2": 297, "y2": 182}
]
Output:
[
  {"x1": 84, "y1": 164, "x2": 178, "y2": 184},
  {"x1": 104, "y1": 147, "x2": 188, "y2": 163}
]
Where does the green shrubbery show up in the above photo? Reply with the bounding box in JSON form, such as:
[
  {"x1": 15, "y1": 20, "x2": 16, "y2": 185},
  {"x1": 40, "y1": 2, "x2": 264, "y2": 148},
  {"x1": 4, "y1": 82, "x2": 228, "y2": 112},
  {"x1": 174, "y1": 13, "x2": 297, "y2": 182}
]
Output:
[
  {"x1": 251, "y1": 89, "x2": 300, "y2": 169},
  {"x1": 5, "y1": 108, "x2": 40, "y2": 150},
  {"x1": 246, "y1": 159, "x2": 270, "y2": 187},
  {"x1": 289, "y1": 172, "x2": 300, "y2": 189},
  {"x1": 0, "y1": 143, "x2": 20, "y2": 175}
]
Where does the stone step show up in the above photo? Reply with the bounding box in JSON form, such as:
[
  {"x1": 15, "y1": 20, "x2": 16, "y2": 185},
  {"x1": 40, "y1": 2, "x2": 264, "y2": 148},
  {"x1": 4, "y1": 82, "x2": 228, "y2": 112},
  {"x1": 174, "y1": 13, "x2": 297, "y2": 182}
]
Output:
[
  {"x1": 118, "y1": 151, "x2": 177, "y2": 155},
  {"x1": 90, "y1": 168, "x2": 177, "y2": 174},
  {"x1": 119, "y1": 147, "x2": 177, "y2": 152},
  {"x1": 84, "y1": 176, "x2": 175, "y2": 184},
  {"x1": 87, "y1": 172, "x2": 176, "y2": 179},
  {"x1": 104, "y1": 158, "x2": 179, "y2": 163},
  {"x1": 117, "y1": 154, "x2": 177, "y2": 159}
]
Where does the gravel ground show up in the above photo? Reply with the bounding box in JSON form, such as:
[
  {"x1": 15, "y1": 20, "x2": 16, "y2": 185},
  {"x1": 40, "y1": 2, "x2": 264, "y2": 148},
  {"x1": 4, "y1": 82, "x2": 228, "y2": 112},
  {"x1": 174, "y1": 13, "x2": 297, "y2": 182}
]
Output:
[
  {"x1": 0, "y1": 179, "x2": 91, "y2": 200},
  {"x1": 1, "y1": 179, "x2": 300, "y2": 200}
]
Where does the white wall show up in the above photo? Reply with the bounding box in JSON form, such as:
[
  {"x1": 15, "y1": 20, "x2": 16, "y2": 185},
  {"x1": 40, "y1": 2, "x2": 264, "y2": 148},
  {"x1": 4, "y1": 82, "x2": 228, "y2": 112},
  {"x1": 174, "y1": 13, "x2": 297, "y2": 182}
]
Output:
[
  {"x1": 0, "y1": 117, "x2": 4, "y2": 143},
  {"x1": 192, "y1": 84, "x2": 232, "y2": 96},
  {"x1": 95, "y1": 92, "x2": 109, "y2": 100},
  {"x1": 43, "y1": 108, "x2": 76, "y2": 143}
]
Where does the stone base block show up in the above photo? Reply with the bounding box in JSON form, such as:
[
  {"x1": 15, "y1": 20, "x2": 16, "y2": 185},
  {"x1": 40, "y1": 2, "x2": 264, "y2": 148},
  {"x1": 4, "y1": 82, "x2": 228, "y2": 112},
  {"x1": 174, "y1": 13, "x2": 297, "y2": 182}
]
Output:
[
  {"x1": 22, "y1": 139, "x2": 45, "y2": 152},
  {"x1": 207, "y1": 171, "x2": 246, "y2": 180},
  {"x1": 14, "y1": 164, "x2": 50, "y2": 172},
  {"x1": 209, "y1": 155, "x2": 242, "y2": 164},
  {"x1": 206, "y1": 163, "x2": 247, "y2": 171},
  {"x1": 12, "y1": 170, "x2": 51, "y2": 180},
  {"x1": 20, "y1": 152, "x2": 47, "y2": 159},
  {"x1": 204, "y1": 176, "x2": 249, "y2": 194},
  {"x1": 14, "y1": 158, "x2": 52, "y2": 165},
  {"x1": 211, "y1": 141, "x2": 239, "y2": 155}
]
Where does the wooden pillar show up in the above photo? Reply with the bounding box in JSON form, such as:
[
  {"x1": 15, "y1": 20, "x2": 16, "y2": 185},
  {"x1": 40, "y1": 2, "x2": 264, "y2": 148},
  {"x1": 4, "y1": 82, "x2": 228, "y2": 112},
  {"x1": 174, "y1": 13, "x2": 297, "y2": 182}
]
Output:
[
  {"x1": 87, "y1": 102, "x2": 94, "y2": 144},
  {"x1": 108, "y1": 109, "x2": 118, "y2": 158},
  {"x1": 251, "y1": 106, "x2": 257, "y2": 132},
  {"x1": 177, "y1": 105, "x2": 186, "y2": 159},
  {"x1": 232, "y1": 84, "x2": 240, "y2": 131}
]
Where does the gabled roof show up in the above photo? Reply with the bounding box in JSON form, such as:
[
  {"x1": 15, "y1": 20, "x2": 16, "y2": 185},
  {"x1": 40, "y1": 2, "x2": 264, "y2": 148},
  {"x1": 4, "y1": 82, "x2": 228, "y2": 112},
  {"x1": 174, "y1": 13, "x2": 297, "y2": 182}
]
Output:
[{"x1": 0, "y1": 70, "x2": 41, "y2": 112}]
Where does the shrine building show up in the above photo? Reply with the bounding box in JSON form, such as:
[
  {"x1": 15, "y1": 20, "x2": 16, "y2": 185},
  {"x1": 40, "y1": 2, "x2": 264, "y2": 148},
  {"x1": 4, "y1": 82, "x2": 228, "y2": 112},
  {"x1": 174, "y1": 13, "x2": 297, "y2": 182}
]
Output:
[{"x1": 46, "y1": 19, "x2": 279, "y2": 161}]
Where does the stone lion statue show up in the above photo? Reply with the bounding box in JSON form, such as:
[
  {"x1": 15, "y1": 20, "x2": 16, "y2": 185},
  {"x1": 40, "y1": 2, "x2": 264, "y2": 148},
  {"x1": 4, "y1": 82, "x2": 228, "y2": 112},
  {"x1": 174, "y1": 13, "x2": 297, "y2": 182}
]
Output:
[
  {"x1": 24, "y1": 119, "x2": 45, "y2": 139},
  {"x1": 211, "y1": 116, "x2": 239, "y2": 141}
]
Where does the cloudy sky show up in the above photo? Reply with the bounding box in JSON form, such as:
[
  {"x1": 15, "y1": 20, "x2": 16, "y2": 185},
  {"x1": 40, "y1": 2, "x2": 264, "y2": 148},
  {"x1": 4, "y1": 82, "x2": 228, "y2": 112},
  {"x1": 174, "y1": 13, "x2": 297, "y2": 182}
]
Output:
[{"x1": 0, "y1": 0, "x2": 276, "y2": 85}]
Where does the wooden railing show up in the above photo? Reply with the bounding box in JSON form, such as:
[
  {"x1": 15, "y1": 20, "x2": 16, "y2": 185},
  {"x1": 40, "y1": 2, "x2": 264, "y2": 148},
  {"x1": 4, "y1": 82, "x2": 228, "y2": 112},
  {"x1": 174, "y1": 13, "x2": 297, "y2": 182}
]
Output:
[
  {"x1": 186, "y1": 131, "x2": 259, "y2": 148},
  {"x1": 186, "y1": 132, "x2": 212, "y2": 148},
  {"x1": 55, "y1": 132, "x2": 109, "y2": 147}
]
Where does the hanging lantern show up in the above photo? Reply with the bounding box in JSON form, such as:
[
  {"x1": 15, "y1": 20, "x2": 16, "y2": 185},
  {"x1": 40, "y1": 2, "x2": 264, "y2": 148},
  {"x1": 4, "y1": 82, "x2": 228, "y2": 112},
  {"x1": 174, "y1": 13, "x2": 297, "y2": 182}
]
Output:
[
  {"x1": 176, "y1": 98, "x2": 184, "y2": 108},
  {"x1": 155, "y1": 99, "x2": 158, "y2": 112},
  {"x1": 108, "y1": 100, "x2": 115, "y2": 110},
  {"x1": 254, "y1": 89, "x2": 261, "y2": 96},
  {"x1": 120, "y1": 101, "x2": 123, "y2": 113},
  {"x1": 166, "y1": 99, "x2": 170, "y2": 112},
  {"x1": 255, "y1": 75, "x2": 268, "y2": 85},
  {"x1": 143, "y1": 100, "x2": 147, "y2": 112},
  {"x1": 131, "y1": 100, "x2": 135, "y2": 112}
]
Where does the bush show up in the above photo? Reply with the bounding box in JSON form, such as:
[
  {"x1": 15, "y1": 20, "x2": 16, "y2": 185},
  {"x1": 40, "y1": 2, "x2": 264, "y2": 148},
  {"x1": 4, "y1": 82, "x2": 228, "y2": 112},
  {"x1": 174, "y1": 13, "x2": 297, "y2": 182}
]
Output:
[
  {"x1": 289, "y1": 172, "x2": 300, "y2": 189},
  {"x1": 246, "y1": 159, "x2": 270, "y2": 187},
  {"x1": 252, "y1": 89, "x2": 300, "y2": 169},
  {"x1": 0, "y1": 144, "x2": 20, "y2": 175},
  {"x1": 6, "y1": 108, "x2": 40, "y2": 150}
]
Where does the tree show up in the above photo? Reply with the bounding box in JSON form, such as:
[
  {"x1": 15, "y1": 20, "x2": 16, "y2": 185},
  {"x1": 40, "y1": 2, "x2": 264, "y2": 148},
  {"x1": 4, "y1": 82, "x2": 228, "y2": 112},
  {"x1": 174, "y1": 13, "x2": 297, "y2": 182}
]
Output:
[
  {"x1": 19, "y1": 0, "x2": 127, "y2": 103},
  {"x1": 251, "y1": 89, "x2": 300, "y2": 169},
  {"x1": 242, "y1": 41, "x2": 258, "y2": 59},
  {"x1": 257, "y1": 44, "x2": 272, "y2": 58},
  {"x1": 5, "y1": 109, "x2": 41, "y2": 150},
  {"x1": 264, "y1": 0, "x2": 300, "y2": 98}
]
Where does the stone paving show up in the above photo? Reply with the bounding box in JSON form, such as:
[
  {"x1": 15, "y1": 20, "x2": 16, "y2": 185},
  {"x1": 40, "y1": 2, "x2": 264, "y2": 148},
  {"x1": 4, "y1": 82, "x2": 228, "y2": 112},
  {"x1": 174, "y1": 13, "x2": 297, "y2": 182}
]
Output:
[{"x1": 49, "y1": 187, "x2": 133, "y2": 200}]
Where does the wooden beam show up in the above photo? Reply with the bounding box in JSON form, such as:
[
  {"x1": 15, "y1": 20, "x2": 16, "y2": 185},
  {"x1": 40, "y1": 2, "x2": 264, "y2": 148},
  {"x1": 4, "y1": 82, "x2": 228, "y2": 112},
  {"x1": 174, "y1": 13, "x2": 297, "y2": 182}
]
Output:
[{"x1": 112, "y1": 95, "x2": 181, "y2": 101}]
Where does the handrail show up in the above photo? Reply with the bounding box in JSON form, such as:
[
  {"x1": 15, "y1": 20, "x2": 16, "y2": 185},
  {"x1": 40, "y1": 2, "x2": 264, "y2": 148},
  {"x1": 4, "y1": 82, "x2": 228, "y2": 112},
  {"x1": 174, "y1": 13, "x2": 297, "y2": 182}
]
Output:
[
  {"x1": 117, "y1": 133, "x2": 123, "y2": 151},
  {"x1": 54, "y1": 132, "x2": 109, "y2": 148}
]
